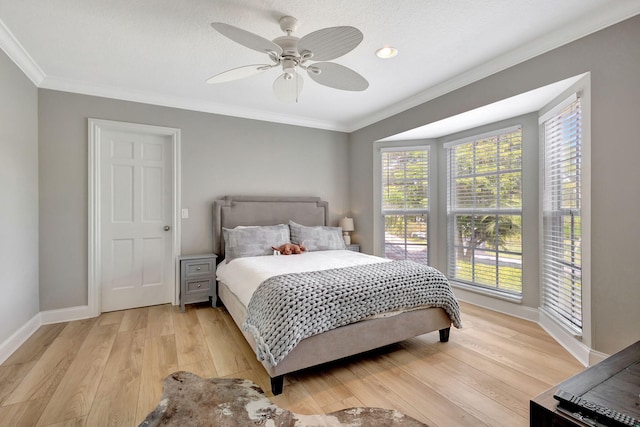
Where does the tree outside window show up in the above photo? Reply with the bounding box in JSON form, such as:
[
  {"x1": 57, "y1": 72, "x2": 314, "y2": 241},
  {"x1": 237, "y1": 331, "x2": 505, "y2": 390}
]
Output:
[
  {"x1": 446, "y1": 127, "x2": 523, "y2": 294},
  {"x1": 382, "y1": 148, "x2": 429, "y2": 264}
]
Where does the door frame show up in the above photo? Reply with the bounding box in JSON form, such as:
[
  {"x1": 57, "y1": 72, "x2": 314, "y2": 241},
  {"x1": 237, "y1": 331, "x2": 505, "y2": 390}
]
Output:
[{"x1": 88, "y1": 118, "x2": 181, "y2": 317}]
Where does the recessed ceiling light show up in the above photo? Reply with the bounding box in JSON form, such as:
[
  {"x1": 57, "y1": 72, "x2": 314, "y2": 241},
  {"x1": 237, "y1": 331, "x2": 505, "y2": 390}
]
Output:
[{"x1": 376, "y1": 46, "x2": 398, "y2": 59}]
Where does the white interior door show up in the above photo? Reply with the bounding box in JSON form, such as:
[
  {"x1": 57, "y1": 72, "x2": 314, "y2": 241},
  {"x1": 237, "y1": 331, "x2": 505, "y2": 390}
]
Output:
[{"x1": 99, "y1": 126, "x2": 175, "y2": 312}]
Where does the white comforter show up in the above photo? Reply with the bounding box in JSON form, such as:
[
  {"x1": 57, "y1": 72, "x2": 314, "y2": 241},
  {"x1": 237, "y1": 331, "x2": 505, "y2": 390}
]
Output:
[{"x1": 216, "y1": 250, "x2": 390, "y2": 308}]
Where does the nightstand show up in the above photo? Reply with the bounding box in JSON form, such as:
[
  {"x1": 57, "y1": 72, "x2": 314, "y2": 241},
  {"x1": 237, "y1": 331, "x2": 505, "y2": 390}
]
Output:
[
  {"x1": 179, "y1": 254, "x2": 217, "y2": 312},
  {"x1": 346, "y1": 244, "x2": 360, "y2": 252}
]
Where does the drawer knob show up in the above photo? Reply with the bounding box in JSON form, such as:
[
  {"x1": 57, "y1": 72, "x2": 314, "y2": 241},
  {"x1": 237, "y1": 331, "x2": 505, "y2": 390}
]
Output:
[
  {"x1": 197, "y1": 284, "x2": 202, "y2": 288},
  {"x1": 196, "y1": 267, "x2": 201, "y2": 270}
]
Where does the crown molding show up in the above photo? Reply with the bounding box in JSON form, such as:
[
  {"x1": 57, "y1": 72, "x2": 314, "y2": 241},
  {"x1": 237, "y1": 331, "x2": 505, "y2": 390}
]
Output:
[
  {"x1": 3, "y1": 4, "x2": 639, "y2": 134},
  {"x1": 0, "y1": 18, "x2": 45, "y2": 86},
  {"x1": 0, "y1": 14, "x2": 344, "y2": 132},
  {"x1": 39, "y1": 75, "x2": 346, "y2": 132},
  {"x1": 347, "y1": 4, "x2": 640, "y2": 132}
]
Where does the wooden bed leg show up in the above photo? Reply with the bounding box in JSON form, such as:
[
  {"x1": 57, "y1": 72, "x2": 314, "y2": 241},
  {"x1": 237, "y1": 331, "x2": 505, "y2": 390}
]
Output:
[
  {"x1": 270, "y1": 375, "x2": 284, "y2": 395},
  {"x1": 439, "y1": 327, "x2": 451, "y2": 342}
]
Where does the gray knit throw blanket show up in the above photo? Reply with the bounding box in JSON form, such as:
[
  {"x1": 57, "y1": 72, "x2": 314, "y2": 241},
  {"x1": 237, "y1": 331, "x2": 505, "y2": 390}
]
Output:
[{"x1": 243, "y1": 260, "x2": 462, "y2": 367}]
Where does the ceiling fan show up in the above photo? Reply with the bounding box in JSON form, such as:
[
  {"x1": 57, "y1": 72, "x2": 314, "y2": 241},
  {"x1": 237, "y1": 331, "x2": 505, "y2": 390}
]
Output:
[{"x1": 207, "y1": 16, "x2": 369, "y2": 103}]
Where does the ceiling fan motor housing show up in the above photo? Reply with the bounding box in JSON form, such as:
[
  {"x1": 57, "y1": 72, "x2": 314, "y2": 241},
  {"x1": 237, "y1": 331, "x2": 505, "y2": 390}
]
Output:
[
  {"x1": 273, "y1": 36, "x2": 300, "y2": 57},
  {"x1": 281, "y1": 58, "x2": 297, "y2": 78}
]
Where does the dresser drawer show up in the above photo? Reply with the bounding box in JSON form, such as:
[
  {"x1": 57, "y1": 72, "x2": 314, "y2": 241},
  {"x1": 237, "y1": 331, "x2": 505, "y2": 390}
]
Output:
[
  {"x1": 183, "y1": 259, "x2": 214, "y2": 277},
  {"x1": 185, "y1": 278, "x2": 213, "y2": 295}
]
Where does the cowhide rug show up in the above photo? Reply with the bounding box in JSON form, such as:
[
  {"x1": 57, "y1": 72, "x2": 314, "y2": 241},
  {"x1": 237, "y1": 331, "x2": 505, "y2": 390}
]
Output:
[{"x1": 140, "y1": 371, "x2": 427, "y2": 426}]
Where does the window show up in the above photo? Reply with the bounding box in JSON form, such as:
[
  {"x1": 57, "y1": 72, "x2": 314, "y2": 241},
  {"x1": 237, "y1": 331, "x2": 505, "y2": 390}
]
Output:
[
  {"x1": 446, "y1": 126, "x2": 523, "y2": 295},
  {"x1": 541, "y1": 95, "x2": 583, "y2": 335},
  {"x1": 381, "y1": 147, "x2": 429, "y2": 263}
]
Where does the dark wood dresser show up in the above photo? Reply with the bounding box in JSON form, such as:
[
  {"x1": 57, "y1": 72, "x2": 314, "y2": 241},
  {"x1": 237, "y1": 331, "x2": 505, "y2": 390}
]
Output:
[{"x1": 530, "y1": 340, "x2": 640, "y2": 427}]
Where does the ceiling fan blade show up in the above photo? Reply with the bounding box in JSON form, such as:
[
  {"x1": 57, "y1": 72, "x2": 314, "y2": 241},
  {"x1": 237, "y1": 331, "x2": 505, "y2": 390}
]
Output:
[
  {"x1": 273, "y1": 72, "x2": 304, "y2": 103},
  {"x1": 298, "y1": 26, "x2": 363, "y2": 61},
  {"x1": 211, "y1": 22, "x2": 283, "y2": 55},
  {"x1": 206, "y1": 64, "x2": 271, "y2": 84},
  {"x1": 307, "y1": 62, "x2": 369, "y2": 91}
]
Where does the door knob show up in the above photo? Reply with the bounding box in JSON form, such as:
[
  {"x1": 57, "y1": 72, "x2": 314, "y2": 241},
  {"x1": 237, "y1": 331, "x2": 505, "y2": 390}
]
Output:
[{"x1": 164, "y1": 225, "x2": 171, "y2": 231}]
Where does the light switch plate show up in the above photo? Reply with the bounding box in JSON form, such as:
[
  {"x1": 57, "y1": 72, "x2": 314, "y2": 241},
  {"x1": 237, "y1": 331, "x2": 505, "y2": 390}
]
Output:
[{"x1": 181, "y1": 208, "x2": 189, "y2": 219}]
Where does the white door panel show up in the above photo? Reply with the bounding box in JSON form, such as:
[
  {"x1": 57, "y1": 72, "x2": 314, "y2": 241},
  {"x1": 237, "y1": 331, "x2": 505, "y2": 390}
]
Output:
[{"x1": 100, "y1": 128, "x2": 174, "y2": 312}]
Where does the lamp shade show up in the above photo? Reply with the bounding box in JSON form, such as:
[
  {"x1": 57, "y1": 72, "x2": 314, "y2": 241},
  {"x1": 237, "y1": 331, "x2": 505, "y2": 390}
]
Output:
[{"x1": 339, "y1": 217, "x2": 354, "y2": 232}]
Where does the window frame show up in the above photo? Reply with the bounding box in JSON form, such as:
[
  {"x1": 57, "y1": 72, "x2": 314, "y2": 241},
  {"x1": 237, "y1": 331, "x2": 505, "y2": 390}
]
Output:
[
  {"x1": 540, "y1": 94, "x2": 584, "y2": 336},
  {"x1": 380, "y1": 146, "x2": 431, "y2": 264},
  {"x1": 444, "y1": 125, "x2": 524, "y2": 296}
]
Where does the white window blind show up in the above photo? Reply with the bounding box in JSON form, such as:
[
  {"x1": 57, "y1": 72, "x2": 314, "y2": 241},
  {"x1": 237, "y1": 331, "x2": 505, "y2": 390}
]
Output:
[
  {"x1": 381, "y1": 147, "x2": 429, "y2": 264},
  {"x1": 541, "y1": 96, "x2": 583, "y2": 335},
  {"x1": 445, "y1": 126, "x2": 523, "y2": 295}
]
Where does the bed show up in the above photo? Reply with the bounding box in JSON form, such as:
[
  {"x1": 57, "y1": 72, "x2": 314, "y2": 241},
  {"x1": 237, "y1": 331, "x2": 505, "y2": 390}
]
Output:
[{"x1": 213, "y1": 195, "x2": 461, "y2": 395}]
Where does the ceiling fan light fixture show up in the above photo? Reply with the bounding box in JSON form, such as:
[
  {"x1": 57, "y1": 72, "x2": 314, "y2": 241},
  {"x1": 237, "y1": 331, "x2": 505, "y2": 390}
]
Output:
[
  {"x1": 209, "y1": 17, "x2": 369, "y2": 101},
  {"x1": 376, "y1": 46, "x2": 398, "y2": 59}
]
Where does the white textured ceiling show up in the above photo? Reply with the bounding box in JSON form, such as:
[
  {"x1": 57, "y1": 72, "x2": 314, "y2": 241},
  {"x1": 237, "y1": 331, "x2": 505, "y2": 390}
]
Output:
[{"x1": 1, "y1": 0, "x2": 639, "y2": 132}]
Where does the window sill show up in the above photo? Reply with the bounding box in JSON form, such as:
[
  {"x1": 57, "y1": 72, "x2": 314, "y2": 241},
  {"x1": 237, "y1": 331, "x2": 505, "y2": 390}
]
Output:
[{"x1": 450, "y1": 281, "x2": 523, "y2": 304}]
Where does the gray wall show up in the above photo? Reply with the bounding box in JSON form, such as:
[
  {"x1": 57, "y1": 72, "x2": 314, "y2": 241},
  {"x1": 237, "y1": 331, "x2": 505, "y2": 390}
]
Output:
[
  {"x1": 38, "y1": 90, "x2": 349, "y2": 310},
  {"x1": 350, "y1": 15, "x2": 640, "y2": 355},
  {"x1": 0, "y1": 49, "x2": 39, "y2": 345}
]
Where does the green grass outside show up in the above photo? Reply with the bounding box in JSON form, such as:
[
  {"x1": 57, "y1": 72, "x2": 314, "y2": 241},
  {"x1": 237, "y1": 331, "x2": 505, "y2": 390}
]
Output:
[{"x1": 453, "y1": 258, "x2": 522, "y2": 293}]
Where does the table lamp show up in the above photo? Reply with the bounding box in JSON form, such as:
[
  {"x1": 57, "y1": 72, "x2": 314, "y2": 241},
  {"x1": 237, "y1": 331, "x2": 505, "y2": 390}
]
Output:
[{"x1": 339, "y1": 217, "x2": 355, "y2": 245}]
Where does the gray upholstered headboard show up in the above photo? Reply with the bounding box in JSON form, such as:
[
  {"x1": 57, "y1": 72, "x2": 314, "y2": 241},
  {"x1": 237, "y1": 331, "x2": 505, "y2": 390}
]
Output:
[{"x1": 213, "y1": 196, "x2": 329, "y2": 258}]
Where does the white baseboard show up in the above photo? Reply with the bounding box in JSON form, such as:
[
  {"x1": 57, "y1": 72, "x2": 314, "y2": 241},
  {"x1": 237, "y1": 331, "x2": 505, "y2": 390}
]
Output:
[
  {"x1": 0, "y1": 301, "x2": 608, "y2": 369},
  {"x1": 40, "y1": 305, "x2": 94, "y2": 325},
  {"x1": 539, "y1": 309, "x2": 590, "y2": 366},
  {"x1": 0, "y1": 313, "x2": 42, "y2": 364},
  {"x1": 456, "y1": 289, "x2": 540, "y2": 322},
  {"x1": 0, "y1": 305, "x2": 95, "y2": 364},
  {"x1": 589, "y1": 349, "x2": 609, "y2": 365},
  {"x1": 458, "y1": 293, "x2": 594, "y2": 367}
]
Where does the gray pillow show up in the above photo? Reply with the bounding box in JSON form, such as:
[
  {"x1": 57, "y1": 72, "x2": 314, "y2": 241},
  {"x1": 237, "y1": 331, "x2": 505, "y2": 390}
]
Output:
[
  {"x1": 289, "y1": 220, "x2": 346, "y2": 251},
  {"x1": 223, "y1": 224, "x2": 290, "y2": 263}
]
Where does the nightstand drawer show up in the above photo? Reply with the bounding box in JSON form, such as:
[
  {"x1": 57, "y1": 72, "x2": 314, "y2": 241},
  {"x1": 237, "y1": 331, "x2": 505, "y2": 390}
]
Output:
[
  {"x1": 179, "y1": 253, "x2": 218, "y2": 312},
  {"x1": 184, "y1": 259, "x2": 214, "y2": 277},
  {"x1": 185, "y1": 278, "x2": 213, "y2": 295}
]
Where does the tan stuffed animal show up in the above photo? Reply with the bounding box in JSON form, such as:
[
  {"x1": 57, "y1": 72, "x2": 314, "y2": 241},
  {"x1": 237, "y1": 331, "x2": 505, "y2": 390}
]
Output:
[{"x1": 272, "y1": 243, "x2": 306, "y2": 255}]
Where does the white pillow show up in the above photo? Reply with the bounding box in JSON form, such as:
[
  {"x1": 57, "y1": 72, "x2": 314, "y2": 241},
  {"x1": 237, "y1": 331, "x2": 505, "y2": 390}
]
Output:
[
  {"x1": 223, "y1": 224, "x2": 290, "y2": 263},
  {"x1": 289, "y1": 220, "x2": 346, "y2": 251}
]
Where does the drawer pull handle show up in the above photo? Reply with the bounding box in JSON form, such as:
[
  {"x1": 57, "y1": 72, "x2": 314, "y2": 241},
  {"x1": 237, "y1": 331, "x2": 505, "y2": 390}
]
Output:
[
  {"x1": 197, "y1": 284, "x2": 202, "y2": 288},
  {"x1": 196, "y1": 267, "x2": 201, "y2": 270}
]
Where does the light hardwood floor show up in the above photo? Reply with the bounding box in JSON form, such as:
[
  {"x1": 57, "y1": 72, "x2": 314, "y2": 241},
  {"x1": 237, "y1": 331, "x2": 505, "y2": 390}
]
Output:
[{"x1": 0, "y1": 301, "x2": 584, "y2": 426}]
